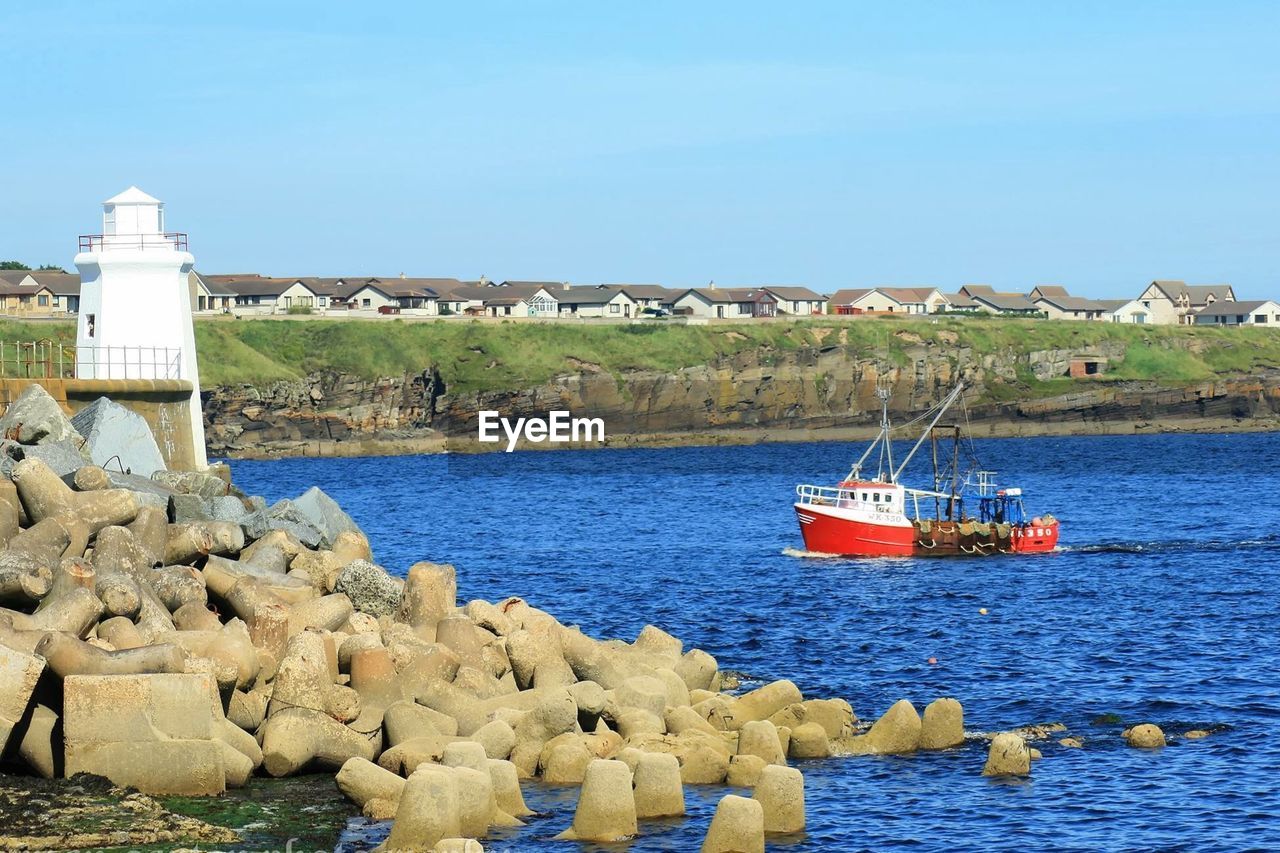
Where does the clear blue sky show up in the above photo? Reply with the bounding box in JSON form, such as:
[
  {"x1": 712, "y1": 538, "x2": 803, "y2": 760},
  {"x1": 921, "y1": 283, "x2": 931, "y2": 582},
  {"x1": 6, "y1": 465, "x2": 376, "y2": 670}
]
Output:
[{"x1": 3, "y1": 1, "x2": 1277, "y2": 297}]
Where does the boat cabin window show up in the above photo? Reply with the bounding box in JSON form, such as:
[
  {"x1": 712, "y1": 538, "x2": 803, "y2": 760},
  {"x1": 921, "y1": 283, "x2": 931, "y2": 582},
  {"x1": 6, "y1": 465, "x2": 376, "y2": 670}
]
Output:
[{"x1": 873, "y1": 493, "x2": 881, "y2": 502}]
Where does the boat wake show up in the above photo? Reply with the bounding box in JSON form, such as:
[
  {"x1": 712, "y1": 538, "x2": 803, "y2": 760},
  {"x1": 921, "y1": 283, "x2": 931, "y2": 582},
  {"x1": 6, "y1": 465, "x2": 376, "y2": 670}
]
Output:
[
  {"x1": 1060, "y1": 537, "x2": 1280, "y2": 556},
  {"x1": 781, "y1": 547, "x2": 843, "y2": 560}
]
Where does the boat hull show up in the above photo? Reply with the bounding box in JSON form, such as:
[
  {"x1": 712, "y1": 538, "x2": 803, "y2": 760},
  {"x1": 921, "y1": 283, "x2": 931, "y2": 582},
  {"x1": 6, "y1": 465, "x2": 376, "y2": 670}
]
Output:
[
  {"x1": 795, "y1": 503, "x2": 1060, "y2": 557},
  {"x1": 795, "y1": 505, "x2": 916, "y2": 556}
]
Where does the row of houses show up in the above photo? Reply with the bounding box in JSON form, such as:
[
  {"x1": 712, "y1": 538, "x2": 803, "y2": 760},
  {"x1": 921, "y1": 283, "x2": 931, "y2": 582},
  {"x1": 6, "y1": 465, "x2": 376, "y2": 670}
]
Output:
[
  {"x1": 193, "y1": 275, "x2": 833, "y2": 320},
  {"x1": 4, "y1": 268, "x2": 1279, "y2": 327},
  {"x1": 829, "y1": 281, "x2": 1280, "y2": 326}
]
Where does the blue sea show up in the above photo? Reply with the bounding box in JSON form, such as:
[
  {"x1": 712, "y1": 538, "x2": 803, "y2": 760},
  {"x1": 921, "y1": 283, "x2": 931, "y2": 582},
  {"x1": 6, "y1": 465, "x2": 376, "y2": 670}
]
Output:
[{"x1": 230, "y1": 433, "x2": 1280, "y2": 852}]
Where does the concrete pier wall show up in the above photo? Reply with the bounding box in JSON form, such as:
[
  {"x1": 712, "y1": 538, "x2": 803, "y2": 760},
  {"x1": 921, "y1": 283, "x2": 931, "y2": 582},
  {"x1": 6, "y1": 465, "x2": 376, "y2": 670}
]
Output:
[{"x1": 0, "y1": 378, "x2": 201, "y2": 471}]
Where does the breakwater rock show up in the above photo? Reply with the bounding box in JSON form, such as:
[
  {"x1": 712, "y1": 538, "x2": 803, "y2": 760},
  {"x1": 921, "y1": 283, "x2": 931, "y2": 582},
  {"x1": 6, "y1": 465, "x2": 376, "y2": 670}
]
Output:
[
  {"x1": 0, "y1": 386, "x2": 1190, "y2": 849},
  {"x1": 202, "y1": 339, "x2": 1280, "y2": 458}
]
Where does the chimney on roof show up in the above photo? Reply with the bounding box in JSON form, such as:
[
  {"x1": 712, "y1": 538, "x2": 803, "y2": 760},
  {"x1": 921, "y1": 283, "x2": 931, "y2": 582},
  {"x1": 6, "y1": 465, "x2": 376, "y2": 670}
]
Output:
[
  {"x1": 479, "y1": 275, "x2": 489, "y2": 286},
  {"x1": 708, "y1": 280, "x2": 716, "y2": 290},
  {"x1": 400, "y1": 272, "x2": 406, "y2": 279},
  {"x1": 563, "y1": 282, "x2": 570, "y2": 291}
]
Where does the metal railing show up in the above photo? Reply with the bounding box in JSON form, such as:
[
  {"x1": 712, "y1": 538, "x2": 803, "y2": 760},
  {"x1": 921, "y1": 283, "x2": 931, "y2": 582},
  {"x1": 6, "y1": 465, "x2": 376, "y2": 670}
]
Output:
[
  {"x1": 0, "y1": 340, "x2": 182, "y2": 380},
  {"x1": 78, "y1": 233, "x2": 189, "y2": 252},
  {"x1": 796, "y1": 482, "x2": 952, "y2": 520}
]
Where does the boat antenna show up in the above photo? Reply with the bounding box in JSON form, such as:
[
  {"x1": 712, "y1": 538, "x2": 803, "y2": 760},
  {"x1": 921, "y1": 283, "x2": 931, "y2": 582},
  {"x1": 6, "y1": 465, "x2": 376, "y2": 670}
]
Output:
[
  {"x1": 845, "y1": 382, "x2": 892, "y2": 482},
  {"x1": 891, "y1": 382, "x2": 965, "y2": 483},
  {"x1": 877, "y1": 386, "x2": 894, "y2": 479}
]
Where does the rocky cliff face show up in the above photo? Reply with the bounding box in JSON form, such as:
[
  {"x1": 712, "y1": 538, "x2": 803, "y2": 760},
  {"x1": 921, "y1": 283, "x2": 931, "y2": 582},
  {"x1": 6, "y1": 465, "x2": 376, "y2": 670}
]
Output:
[{"x1": 202, "y1": 338, "x2": 1280, "y2": 458}]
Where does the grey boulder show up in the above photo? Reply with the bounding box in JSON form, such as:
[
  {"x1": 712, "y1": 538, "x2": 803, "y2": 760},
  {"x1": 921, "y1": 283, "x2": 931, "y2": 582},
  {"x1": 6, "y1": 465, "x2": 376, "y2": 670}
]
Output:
[
  {"x1": 334, "y1": 560, "x2": 403, "y2": 617},
  {"x1": 293, "y1": 486, "x2": 364, "y2": 548},
  {"x1": 70, "y1": 398, "x2": 167, "y2": 478},
  {"x1": 0, "y1": 384, "x2": 83, "y2": 445}
]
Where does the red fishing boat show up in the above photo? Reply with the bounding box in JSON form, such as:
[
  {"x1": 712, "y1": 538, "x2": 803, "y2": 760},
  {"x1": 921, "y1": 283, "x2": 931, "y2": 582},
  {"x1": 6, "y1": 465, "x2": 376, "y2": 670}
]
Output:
[{"x1": 794, "y1": 384, "x2": 1060, "y2": 557}]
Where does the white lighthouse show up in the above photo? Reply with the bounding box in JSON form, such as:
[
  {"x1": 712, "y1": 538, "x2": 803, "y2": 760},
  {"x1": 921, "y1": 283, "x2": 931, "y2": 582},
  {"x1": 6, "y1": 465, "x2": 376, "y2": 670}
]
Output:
[{"x1": 74, "y1": 187, "x2": 208, "y2": 468}]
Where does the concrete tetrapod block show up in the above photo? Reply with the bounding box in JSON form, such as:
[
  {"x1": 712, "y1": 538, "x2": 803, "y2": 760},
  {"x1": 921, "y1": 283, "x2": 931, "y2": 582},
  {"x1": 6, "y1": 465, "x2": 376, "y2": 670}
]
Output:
[
  {"x1": 337, "y1": 757, "x2": 407, "y2": 809},
  {"x1": 442, "y1": 740, "x2": 491, "y2": 773},
  {"x1": 472, "y1": 718, "x2": 516, "y2": 760},
  {"x1": 12, "y1": 458, "x2": 139, "y2": 533},
  {"x1": 1125, "y1": 723, "x2": 1167, "y2": 749},
  {"x1": 737, "y1": 719, "x2": 787, "y2": 765},
  {"x1": 727, "y1": 680, "x2": 803, "y2": 731},
  {"x1": 260, "y1": 707, "x2": 379, "y2": 776},
  {"x1": 555, "y1": 759, "x2": 638, "y2": 842},
  {"x1": 727, "y1": 754, "x2": 768, "y2": 788},
  {"x1": 487, "y1": 758, "x2": 534, "y2": 818},
  {"x1": 982, "y1": 732, "x2": 1032, "y2": 777},
  {"x1": 847, "y1": 699, "x2": 922, "y2": 755},
  {"x1": 454, "y1": 764, "x2": 514, "y2": 836},
  {"x1": 396, "y1": 561, "x2": 457, "y2": 637},
  {"x1": 37, "y1": 633, "x2": 184, "y2": 678},
  {"x1": 920, "y1": 697, "x2": 965, "y2": 750},
  {"x1": 384, "y1": 764, "x2": 463, "y2": 852},
  {"x1": 633, "y1": 751, "x2": 685, "y2": 818},
  {"x1": 462, "y1": 599, "x2": 512, "y2": 635},
  {"x1": 788, "y1": 721, "x2": 831, "y2": 759},
  {"x1": 0, "y1": 645, "x2": 45, "y2": 751},
  {"x1": 702, "y1": 794, "x2": 766, "y2": 853},
  {"x1": 753, "y1": 764, "x2": 805, "y2": 833}
]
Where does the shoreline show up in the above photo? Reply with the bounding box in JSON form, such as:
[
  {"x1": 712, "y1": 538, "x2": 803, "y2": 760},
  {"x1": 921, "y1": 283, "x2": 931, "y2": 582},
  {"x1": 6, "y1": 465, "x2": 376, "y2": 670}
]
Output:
[{"x1": 215, "y1": 414, "x2": 1280, "y2": 460}]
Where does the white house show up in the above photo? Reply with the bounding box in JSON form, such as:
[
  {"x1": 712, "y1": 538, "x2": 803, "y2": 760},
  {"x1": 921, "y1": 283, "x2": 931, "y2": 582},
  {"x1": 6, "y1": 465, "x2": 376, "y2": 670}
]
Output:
[
  {"x1": 556, "y1": 287, "x2": 638, "y2": 318},
  {"x1": 1135, "y1": 280, "x2": 1235, "y2": 325},
  {"x1": 595, "y1": 284, "x2": 677, "y2": 313},
  {"x1": 1101, "y1": 299, "x2": 1151, "y2": 324},
  {"x1": 1193, "y1": 300, "x2": 1280, "y2": 327},
  {"x1": 673, "y1": 287, "x2": 778, "y2": 319},
  {"x1": 762, "y1": 287, "x2": 828, "y2": 315}
]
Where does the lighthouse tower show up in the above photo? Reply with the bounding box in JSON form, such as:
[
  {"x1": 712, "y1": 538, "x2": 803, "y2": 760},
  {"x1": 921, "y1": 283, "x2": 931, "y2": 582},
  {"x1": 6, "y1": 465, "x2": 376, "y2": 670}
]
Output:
[{"x1": 74, "y1": 187, "x2": 207, "y2": 468}]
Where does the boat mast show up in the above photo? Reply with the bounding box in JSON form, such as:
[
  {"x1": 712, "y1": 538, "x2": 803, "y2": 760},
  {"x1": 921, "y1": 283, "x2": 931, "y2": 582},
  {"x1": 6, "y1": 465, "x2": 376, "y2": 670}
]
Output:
[
  {"x1": 890, "y1": 382, "x2": 965, "y2": 484},
  {"x1": 845, "y1": 386, "x2": 893, "y2": 482}
]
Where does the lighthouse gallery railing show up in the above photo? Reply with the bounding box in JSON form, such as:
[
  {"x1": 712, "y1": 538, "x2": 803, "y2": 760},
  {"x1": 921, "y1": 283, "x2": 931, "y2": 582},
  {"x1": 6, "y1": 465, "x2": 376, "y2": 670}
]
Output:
[{"x1": 0, "y1": 340, "x2": 182, "y2": 380}]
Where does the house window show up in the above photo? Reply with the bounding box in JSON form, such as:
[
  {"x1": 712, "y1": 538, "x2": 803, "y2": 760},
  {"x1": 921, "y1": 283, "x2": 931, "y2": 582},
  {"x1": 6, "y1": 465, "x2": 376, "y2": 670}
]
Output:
[
  {"x1": 1255, "y1": 314, "x2": 1266, "y2": 324},
  {"x1": 318, "y1": 296, "x2": 327, "y2": 307},
  {"x1": 362, "y1": 298, "x2": 371, "y2": 308},
  {"x1": 104, "y1": 205, "x2": 116, "y2": 234},
  {"x1": 609, "y1": 303, "x2": 620, "y2": 314},
  {"x1": 37, "y1": 295, "x2": 48, "y2": 307}
]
